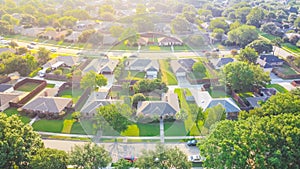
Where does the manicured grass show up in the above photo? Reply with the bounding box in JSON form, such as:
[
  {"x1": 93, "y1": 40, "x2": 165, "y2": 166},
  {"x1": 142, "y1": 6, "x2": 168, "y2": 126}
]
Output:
[
  {"x1": 137, "y1": 123, "x2": 160, "y2": 136},
  {"x1": 58, "y1": 88, "x2": 84, "y2": 103},
  {"x1": 3, "y1": 108, "x2": 31, "y2": 124},
  {"x1": 61, "y1": 119, "x2": 75, "y2": 134},
  {"x1": 70, "y1": 121, "x2": 86, "y2": 134},
  {"x1": 164, "y1": 121, "x2": 187, "y2": 136},
  {"x1": 256, "y1": 29, "x2": 278, "y2": 42},
  {"x1": 126, "y1": 70, "x2": 145, "y2": 80},
  {"x1": 173, "y1": 45, "x2": 192, "y2": 51},
  {"x1": 282, "y1": 43, "x2": 300, "y2": 56},
  {"x1": 46, "y1": 83, "x2": 55, "y2": 88},
  {"x1": 32, "y1": 119, "x2": 64, "y2": 133},
  {"x1": 207, "y1": 87, "x2": 229, "y2": 98},
  {"x1": 174, "y1": 88, "x2": 200, "y2": 135},
  {"x1": 278, "y1": 64, "x2": 298, "y2": 75},
  {"x1": 121, "y1": 124, "x2": 140, "y2": 136},
  {"x1": 159, "y1": 60, "x2": 178, "y2": 85},
  {"x1": 111, "y1": 42, "x2": 137, "y2": 51},
  {"x1": 15, "y1": 82, "x2": 40, "y2": 92},
  {"x1": 267, "y1": 84, "x2": 288, "y2": 93}
]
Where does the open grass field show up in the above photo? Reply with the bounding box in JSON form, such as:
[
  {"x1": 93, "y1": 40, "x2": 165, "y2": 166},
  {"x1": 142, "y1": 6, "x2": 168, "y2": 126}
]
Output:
[
  {"x1": 15, "y1": 82, "x2": 40, "y2": 92},
  {"x1": 3, "y1": 108, "x2": 31, "y2": 124},
  {"x1": 137, "y1": 123, "x2": 160, "y2": 136},
  {"x1": 159, "y1": 60, "x2": 178, "y2": 85},
  {"x1": 267, "y1": 84, "x2": 288, "y2": 93}
]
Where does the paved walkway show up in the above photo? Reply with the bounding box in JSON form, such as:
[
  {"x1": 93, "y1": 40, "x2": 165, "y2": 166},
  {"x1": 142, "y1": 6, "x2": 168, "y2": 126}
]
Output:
[
  {"x1": 38, "y1": 131, "x2": 205, "y2": 140},
  {"x1": 29, "y1": 116, "x2": 38, "y2": 125},
  {"x1": 160, "y1": 118, "x2": 164, "y2": 143}
]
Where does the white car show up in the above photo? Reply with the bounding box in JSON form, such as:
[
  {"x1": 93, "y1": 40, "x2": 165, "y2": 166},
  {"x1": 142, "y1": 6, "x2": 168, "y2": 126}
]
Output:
[
  {"x1": 188, "y1": 155, "x2": 205, "y2": 163},
  {"x1": 50, "y1": 48, "x2": 57, "y2": 52}
]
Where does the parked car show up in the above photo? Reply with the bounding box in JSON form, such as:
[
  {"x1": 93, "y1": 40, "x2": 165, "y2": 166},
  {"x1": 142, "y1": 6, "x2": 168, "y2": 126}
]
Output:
[
  {"x1": 30, "y1": 42, "x2": 37, "y2": 45},
  {"x1": 124, "y1": 156, "x2": 138, "y2": 163},
  {"x1": 212, "y1": 48, "x2": 219, "y2": 52},
  {"x1": 27, "y1": 44, "x2": 34, "y2": 49},
  {"x1": 188, "y1": 155, "x2": 205, "y2": 163},
  {"x1": 50, "y1": 48, "x2": 57, "y2": 52},
  {"x1": 187, "y1": 139, "x2": 197, "y2": 146}
]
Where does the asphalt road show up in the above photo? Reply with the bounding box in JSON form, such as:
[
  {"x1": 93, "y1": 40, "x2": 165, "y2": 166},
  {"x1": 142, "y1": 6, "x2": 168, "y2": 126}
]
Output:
[{"x1": 43, "y1": 139, "x2": 200, "y2": 163}]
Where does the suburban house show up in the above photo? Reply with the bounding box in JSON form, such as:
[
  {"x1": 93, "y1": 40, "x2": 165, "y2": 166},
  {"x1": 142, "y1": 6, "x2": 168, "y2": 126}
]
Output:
[
  {"x1": 42, "y1": 56, "x2": 80, "y2": 74},
  {"x1": 39, "y1": 30, "x2": 69, "y2": 41},
  {"x1": 126, "y1": 59, "x2": 159, "y2": 79},
  {"x1": 170, "y1": 59, "x2": 196, "y2": 77},
  {"x1": 74, "y1": 20, "x2": 97, "y2": 31},
  {"x1": 20, "y1": 27, "x2": 44, "y2": 37},
  {"x1": 136, "y1": 91, "x2": 180, "y2": 118},
  {"x1": 64, "y1": 31, "x2": 81, "y2": 43},
  {"x1": 257, "y1": 54, "x2": 284, "y2": 72},
  {"x1": 246, "y1": 88, "x2": 277, "y2": 108},
  {"x1": 80, "y1": 89, "x2": 121, "y2": 117},
  {"x1": 0, "y1": 84, "x2": 13, "y2": 93},
  {"x1": 0, "y1": 48, "x2": 16, "y2": 55},
  {"x1": 0, "y1": 92, "x2": 20, "y2": 111},
  {"x1": 82, "y1": 58, "x2": 118, "y2": 74},
  {"x1": 158, "y1": 37, "x2": 183, "y2": 46},
  {"x1": 190, "y1": 89, "x2": 240, "y2": 117},
  {"x1": 22, "y1": 97, "x2": 73, "y2": 117},
  {"x1": 210, "y1": 58, "x2": 234, "y2": 70}
]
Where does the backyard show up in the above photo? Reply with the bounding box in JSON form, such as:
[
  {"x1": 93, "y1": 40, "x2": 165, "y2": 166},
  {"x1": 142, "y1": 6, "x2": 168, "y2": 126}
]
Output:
[
  {"x1": 15, "y1": 82, "x2": 40, "y2": 92},
  {"x1": 207, "y1": 87, "x2": 230, "y2": 98},
  {"x1": 58, "y1": 88, "x2": 84, "y2": 103},
  {"x1": 277, "y1": 63, "x2": 299, "y2": 76},
  {"x1": 159, "y1": 59, "x2": 178, "y2": 85}
]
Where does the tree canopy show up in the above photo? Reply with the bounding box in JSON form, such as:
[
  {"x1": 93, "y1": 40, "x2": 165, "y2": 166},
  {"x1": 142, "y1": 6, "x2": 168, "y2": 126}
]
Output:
[
  {"x1": 135, "y1": 144, "x2": 192, "y2": 169},
  {"x1": 220, "y1": 62, "x2": 270, "y2": 92},
  {"x1": 30, "y1": 148, "x2": 68, "y2": 169},
  {"x1": 69, "y1": 143, "x2": 112, "y2": 169},
  {"x1": 0, "y1": 114, "x2": 44, "y2": 168},
  {"x1": 238, "y1": 47, "x2": 258, "y2": 64},
  {"x1": 80, "y1": 71, "x2": 107, "y2": 90},
  {"x1": 227, "y1": 25, "x2": 258, "y2": 47},
  {"x1": 247, "y1": 40, "x2": 273, "y2": 54},
  {"x1": 200, "y1": 114, "x2": 300, "y2": 169}
]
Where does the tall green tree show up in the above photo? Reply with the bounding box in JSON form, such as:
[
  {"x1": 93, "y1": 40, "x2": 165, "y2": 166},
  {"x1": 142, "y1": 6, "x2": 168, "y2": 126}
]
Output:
[
  {"x1": 0, "y1": 114, "x2": 44, "y2": 168},
  {"x1": 95, "y1": 104, "x2": 130, "y2": 133},
  {"x1": 80, "y1": 71, "x2": 107, "y2": 89},
  {"x1": 170, "y1": 15, "x2": 190, "y2": 34},
  {"x1": 109, "y1": 25, "x2": 124, "y2": 38},
  {"x1": 119, "y1": 28, "x2": 139, "y2": 46},
  {"x1": 37, "y1": 47, "x2": 51, "y2": 65},
  {"x1": 135, "y1": 144, "x2": 192, "y2": 169},
  {"x1": 220, "y1": 62, "x2": 270, "y2": 92},
  {"x1": 228, "y1": 25, "x2": 258, "y2": 47},
  {"x1": 30, "y1": 148, "x2": 68, "y2": 169},
  {"x1": 69, "y1": 143, "x2": 112, "y2": 169},
  {"x1": 246, "y1": 7, "x2": 265, "y2": 27},
  {"x1": 200, "y1": 114, "x2": 300, "y2": 168},
  {"x1": 238, "y1": 47, "x2": 258, "y2": 64},
  {"x1": 114, "y1": 159, "x2": 133, "y2": 169},
  {"x1": 247, "y1": 40, "x2": 273, "y2": 54}
]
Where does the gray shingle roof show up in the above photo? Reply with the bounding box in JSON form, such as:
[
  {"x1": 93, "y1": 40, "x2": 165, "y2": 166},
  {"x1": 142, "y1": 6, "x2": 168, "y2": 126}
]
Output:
[
  {"x1": 137, "y1": 101, "x2": 178, "y2": 116},
  {"x1": 0, "y1": 84, "x2": 13, "y2": 92},
  {"x1": 22, "y1": 97, "x2": 72, "y2": 114}
]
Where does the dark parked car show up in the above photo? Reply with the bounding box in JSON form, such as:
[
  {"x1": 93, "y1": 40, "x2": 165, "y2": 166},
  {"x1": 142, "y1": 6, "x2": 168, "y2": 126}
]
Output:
[
  {"x1": 124, "y1": 156, "x2": 138, "y2": 163},
  {"x1": 187, "y1": 139, "x2": 197, "y2": 146}
]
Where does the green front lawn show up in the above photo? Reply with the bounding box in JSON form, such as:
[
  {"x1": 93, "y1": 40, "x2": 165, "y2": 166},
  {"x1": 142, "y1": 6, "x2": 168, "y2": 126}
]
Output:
[
  {"x1": 267, "y1": 84, "x2": 288, "y2": 93},
  {"x1": 164, "y1": 121, "x2": 187, "y2": 136},
  {"x1": 3, "y1": 108, "x2": 31, "y2": 124},
  {"x1": 46, "y1": 83, "x2": 55, "y2": 88},
  {"x1": 15, "y1": 82, "x2": 40, "y2": 92},
  {"x1": 32, "y1": 119, "x2": 64, "y2": 133},
  {"x1": 256, "y1": 29, "x2": 279, "y2": 42},
  {"x1": 159, "y1": 60, "x2": 178, "y2": 85},
  {"x1": 58, "y1": 88, "x2": 84, "y2": 103},
  {"x1": 138, "y1": 123, "x2": 160, "y2": 136}
]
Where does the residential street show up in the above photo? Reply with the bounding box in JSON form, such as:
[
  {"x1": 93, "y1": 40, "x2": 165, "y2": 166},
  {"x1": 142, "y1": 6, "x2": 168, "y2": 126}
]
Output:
[{"x1": 43, "y1": 139, "x2": 200, "y2": 163}]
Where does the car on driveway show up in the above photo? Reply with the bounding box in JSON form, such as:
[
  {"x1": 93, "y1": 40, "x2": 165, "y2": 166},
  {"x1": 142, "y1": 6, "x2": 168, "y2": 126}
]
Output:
[
  {"x1": 187, "y1": 139, "x2": 197, "y2": 146},
  {"x1": 124, "y1": 156, "x2": 138, "y2": 163},
  {"x1": 50, "y1": 48, "x2": 57, "y2": 52},
  {"x1": 188, "y1": 155, "x2": 205, "y2": 163}
]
